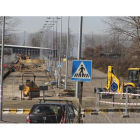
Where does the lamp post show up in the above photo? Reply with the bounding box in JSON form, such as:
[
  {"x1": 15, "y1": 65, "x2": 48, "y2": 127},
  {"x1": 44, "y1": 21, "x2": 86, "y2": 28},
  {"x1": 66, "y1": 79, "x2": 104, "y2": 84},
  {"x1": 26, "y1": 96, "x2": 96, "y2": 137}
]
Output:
[
  {"x1": 46, "y1": 25, "x2": 53, "y2": 73},
  {"x1": 65, "y1": 16, "x2": 70, "y2": 89},
  {"x1": 0, "y1": 16, "x2": 5, "y2": 121},
  {"x1": 58, "y1": 16, "x2": 62, "y2": 87},
  {"x1": 46, "y1": 19, "x2": 55, "y2": 76},
  {"x1": 75, "y1": 16, "x2": 83, "y2": 100},
  {"x1": 40, "y1": 23, "x2": 52, "y2": 65},
  {"x1": 44, "y1": 22, "x2": 55, "y2": 78},
  {"x1": 40, "y1": 28, "x2": 50, "y2": 65},
  {"x1": 47, "y1": 17, "x2": 61, "y2": 71},
  {"x1": 55, "y1": 20, "x2": 57, "y2": 69}
]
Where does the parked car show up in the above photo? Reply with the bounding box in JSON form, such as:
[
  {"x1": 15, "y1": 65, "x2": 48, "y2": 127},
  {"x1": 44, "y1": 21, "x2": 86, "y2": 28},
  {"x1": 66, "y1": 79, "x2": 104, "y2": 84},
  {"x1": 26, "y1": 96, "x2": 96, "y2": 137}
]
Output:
[{"x1": 26, "y1": 99, "x2": 83, "y2": 123}]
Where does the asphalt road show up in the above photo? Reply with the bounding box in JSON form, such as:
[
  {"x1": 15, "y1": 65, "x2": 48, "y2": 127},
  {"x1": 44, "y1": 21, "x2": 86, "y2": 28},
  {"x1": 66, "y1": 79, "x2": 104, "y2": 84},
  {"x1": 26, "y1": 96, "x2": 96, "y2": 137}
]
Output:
[
  {"x1": 1, "y1": 112, "x2": 140, "y2": 123},
  {"x1": 1, "y1": 114, "x2": 27, "y2": 123},
  {"x1": 84, "y1": 112, "x2": 140, "y2": 123}
]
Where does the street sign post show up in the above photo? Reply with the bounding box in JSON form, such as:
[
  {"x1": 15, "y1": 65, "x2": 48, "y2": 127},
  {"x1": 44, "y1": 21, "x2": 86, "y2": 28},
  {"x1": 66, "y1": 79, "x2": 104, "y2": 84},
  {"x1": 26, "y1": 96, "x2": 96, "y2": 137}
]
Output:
[
  {"x1": 39, "y1": 86, "x2": 48, "y2": 100},
  {"x1": 111, "y1": 82, "x2": 118, "y2": 107},
  {"x1": 71, "y1": 59, "x2": 92, "y2": 123},
  {"x1": 71, "y1": 60, "x2": 92, "y2": 82}
]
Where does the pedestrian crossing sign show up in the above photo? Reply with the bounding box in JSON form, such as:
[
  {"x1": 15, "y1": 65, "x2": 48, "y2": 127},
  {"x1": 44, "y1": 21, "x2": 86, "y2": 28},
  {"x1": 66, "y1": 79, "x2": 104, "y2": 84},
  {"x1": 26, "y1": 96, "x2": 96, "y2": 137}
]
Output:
[
  {"x1": 71, "y1": 60, "x2": 92, "y2": 82},
  {"x1": 57, "y1": 63, "x2": 62, "y2": 68}
]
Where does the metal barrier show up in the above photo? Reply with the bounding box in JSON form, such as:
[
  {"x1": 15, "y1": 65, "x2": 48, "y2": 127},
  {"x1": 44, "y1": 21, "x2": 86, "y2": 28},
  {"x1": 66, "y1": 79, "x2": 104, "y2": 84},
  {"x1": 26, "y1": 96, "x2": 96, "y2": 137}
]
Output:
[{"x1": 96, "y1": 88, "x2": 140, "y2": 117}]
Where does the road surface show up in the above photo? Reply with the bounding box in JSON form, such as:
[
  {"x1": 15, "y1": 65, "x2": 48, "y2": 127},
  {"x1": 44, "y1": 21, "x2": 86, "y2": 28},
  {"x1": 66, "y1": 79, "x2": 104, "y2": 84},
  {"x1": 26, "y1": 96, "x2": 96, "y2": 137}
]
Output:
[{"x1": 1, "y1": 112, "x2": 140, "y2": 123}]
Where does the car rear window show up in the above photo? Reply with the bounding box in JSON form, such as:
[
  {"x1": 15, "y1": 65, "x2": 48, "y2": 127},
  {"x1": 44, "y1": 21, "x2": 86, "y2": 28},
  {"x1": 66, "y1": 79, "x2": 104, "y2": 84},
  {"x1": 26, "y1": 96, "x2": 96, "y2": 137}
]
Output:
[{"x1": 31, "y1": 104, "x2": 64, "y2": 116}]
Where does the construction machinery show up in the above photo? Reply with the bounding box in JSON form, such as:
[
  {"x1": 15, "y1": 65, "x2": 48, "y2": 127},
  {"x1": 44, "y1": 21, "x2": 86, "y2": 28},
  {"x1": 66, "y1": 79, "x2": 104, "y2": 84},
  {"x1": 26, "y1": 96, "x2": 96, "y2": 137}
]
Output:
[
  {"x1": 21, "y1": 54, "x2": 29, "y2": 60},
  {"x1": 22, "y1": 73, "x2": 40, "y2": 98},
  {"x1": 94, "y1": 66, "x2": 138, "y2": 98}
]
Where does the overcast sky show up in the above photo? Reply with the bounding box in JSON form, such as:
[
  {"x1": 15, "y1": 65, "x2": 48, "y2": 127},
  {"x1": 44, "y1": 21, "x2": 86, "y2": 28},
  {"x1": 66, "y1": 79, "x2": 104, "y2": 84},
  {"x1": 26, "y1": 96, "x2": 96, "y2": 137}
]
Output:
[{"x1": 16, "y1": 16, "x2": 109, "y2": 35}]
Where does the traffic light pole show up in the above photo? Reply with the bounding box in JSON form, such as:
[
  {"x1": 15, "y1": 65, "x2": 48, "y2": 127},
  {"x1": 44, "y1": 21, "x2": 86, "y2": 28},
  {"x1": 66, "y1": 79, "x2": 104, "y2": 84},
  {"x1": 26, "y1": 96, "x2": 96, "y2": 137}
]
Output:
[{"x1": 0, "y1": 16, "x2": 5, "y2": 121}]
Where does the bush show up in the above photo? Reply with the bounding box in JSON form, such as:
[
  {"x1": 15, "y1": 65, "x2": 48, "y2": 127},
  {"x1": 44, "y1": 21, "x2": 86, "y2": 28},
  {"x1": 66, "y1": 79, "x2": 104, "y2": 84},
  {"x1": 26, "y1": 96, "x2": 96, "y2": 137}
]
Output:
[{"x1": 91, "y1": 55, "x2": 140, "y2": 78}]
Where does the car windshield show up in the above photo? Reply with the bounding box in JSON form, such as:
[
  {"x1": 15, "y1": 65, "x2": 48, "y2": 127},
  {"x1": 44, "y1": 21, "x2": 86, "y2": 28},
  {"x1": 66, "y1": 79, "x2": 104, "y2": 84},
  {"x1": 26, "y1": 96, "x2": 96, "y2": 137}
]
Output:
[{"x1": 31, "y1": 104, "x2": 64, "y2": 116}]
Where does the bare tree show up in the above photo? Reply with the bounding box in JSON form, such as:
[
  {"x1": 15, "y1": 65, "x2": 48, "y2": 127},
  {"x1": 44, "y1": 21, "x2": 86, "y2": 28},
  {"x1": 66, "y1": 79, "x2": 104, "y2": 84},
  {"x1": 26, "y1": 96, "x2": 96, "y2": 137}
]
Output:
[
  {"x1": 104, "y1": 16, "x2": 140, "y2": 42},
  {"x1": 83, "y1": 47, "x2": 94, "y2": 59},
  {"x1": 28, "y1": 32, "x2": 41, "y2": 47},
  {"x1": 10, "y1": 34, "x2": 21, "y2": 45},
  {"x1": 0, "y1": 16, "x2": 22, "y2": 44},
  {"x1": 84, "y1": 33, "x2": 96, "y2": 48}
]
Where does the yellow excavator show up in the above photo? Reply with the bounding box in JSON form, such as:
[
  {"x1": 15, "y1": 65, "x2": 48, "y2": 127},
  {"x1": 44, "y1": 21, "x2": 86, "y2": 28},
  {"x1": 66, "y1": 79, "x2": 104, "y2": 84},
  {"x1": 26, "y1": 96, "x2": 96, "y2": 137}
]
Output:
[
  {"x1": 95, "y1": 66, "x2": 139, "y2": 98},
  {"x1": 22, "y1": 73, "x2": 40, "y2": 98}
]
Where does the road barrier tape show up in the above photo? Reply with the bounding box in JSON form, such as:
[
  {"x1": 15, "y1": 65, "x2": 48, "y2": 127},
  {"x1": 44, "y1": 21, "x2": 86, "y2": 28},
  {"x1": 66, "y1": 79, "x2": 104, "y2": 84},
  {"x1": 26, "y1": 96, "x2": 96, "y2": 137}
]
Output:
[
  {"x1": 99, "y1": 100, "x2": 140, "y2": 106},
  {"x1": 99, "y1": 92, "x2": 140, "y2": 96}
]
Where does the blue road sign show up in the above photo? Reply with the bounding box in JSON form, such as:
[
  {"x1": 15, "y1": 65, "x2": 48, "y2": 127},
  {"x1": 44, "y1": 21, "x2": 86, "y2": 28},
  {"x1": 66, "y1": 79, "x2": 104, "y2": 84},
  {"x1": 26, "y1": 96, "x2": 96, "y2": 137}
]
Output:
[
  {"x1": 111, "y1": 83, "x2": 118, "y2": 92},
  {"x1": 57, "y1": 63, "x2": 62, "y2": 68},
  {"x1": 71, "y1": 60, "x2": 92, "y2": 82}
]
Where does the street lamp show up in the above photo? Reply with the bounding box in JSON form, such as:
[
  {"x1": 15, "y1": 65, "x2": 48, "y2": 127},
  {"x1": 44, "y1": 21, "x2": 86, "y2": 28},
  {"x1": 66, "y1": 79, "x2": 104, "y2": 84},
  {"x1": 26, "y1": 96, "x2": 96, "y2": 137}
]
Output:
[
  {"x1": 0, "y1": 16, "x2": 5, "y2": 121},
  {"x1": 58, "y1": 16, "x2": 62, "y2": 87},
  {"x1": 40, "y1": 24, "x2": 54, "y2": 78},
  {"x1": 65, "y1": 16, "x2": 70, "y2": 89},
  {"x1": 47, "y1": 17, "x2": 61, "y2": 70},
  {"x1": 45, "y1": 20, "x2": 55, "y2": 76},
  {"x1": 44, "y1": 24, "x2": 54, "y2": 71}
]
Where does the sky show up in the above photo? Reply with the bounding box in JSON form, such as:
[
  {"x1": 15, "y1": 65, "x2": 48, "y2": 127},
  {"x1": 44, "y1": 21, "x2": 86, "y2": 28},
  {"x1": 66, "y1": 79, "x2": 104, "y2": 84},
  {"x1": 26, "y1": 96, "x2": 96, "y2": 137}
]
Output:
[{"x1": 16, "y1": 16, "x2": 109, "y2": 35}]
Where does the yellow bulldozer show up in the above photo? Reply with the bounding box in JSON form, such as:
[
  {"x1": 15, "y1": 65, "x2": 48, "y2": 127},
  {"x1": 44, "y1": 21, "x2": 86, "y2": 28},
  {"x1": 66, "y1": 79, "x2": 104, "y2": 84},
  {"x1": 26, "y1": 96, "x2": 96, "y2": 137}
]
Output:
[
  {"x1": 95, "y1": 66, "x2": 139, "y2": 98},
  {"x1": 22, "y1": 73, "x2": 40, "y2": 98}
]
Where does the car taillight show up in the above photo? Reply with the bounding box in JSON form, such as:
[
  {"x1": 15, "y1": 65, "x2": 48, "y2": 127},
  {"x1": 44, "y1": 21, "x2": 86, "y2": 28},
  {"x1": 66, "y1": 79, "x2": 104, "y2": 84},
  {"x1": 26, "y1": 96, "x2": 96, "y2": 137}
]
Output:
[
  {"x1": 26, "y1": 112, "x2": 31, "y2": 122},
  {"x1": 60, "y1": 113, "x2": 67, "y2": 123}
]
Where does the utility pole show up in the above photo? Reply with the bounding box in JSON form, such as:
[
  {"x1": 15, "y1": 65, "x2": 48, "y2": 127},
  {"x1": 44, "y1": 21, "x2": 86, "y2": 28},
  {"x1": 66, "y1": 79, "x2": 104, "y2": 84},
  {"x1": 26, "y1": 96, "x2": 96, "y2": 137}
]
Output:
[
  {"x1": 58, "y1": 17, "x2": 62, "y2": 87},
  {"x1": 0, "y1": 16, "x2": 5, "y2": 121},
  {"x1": 55, "y1": 17, "x2": 58, "y2": 69},
  {"x1": 77, "y1": 16, "x2": 83, "y2": 123},
  {"x1": 40, "y1": 32, "x2": 43, "y2": 59},
  {"x1": 76, "y1": 16, "x2": 83, "y2": 98},
  {"x1": 47, "y1": 17, "x2": 60, "y2": 71},
  {"x1": 24, "y1": 31, "x2": 26, "y2": 46},
  {"x1": 51, "y1": 19, "x2": 54, "y2": 78},
  {"x1": 65, "y1": 16, "x2": 70, "y2": 89}
]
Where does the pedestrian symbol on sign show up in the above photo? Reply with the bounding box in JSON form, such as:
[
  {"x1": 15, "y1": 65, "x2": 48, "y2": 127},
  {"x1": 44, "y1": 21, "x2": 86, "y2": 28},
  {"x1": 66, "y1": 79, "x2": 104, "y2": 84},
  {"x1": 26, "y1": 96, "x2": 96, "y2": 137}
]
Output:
[{"x1": 79, "y1": 65, "x2": 85, "y2": 77}]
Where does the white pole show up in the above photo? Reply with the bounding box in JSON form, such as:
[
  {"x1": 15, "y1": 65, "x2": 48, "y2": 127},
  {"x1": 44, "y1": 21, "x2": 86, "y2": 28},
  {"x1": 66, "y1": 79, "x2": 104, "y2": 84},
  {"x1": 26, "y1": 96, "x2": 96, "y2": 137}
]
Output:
[
  {"x1": 0, "y1": 16, "x2": 5, "y2": 121},
  {"x1": 65, "y1": 16, "x2": 70, "y2": 89},
  {"x1": 76, "y1": 16, "x2": 83, "y2": 98},
  {"x1": 58, "y1": 17, "x2": 62, "y2": 87}
]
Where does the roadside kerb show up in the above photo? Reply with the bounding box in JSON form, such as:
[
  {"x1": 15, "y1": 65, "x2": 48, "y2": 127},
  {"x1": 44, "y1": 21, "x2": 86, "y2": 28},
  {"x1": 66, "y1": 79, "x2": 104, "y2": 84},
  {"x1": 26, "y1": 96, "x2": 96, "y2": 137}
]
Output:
[
  {"x1": 9, "y1": 109, "x2": 17, "y2": 114},
  {"x1": 16, "y1": 109, "x2": 24, "y2": 114},
  {"x1": 81, "y1": 108, "x2": 140, "y2": 114},
  {"x1": 23, "y1": 109, "x2": 30, "y2": 114},
  {"x1": 2, "y1": 109, "x2": 31, "y2": 114}
]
